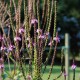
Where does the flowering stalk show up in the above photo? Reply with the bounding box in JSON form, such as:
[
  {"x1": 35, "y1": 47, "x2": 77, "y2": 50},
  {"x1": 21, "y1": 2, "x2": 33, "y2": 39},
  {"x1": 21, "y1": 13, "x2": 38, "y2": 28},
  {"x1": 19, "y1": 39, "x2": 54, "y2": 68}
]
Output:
[
  {"x1": 47, "y1": 33, "x2": 58, "y2": 80},
  {"x1": 0, "y1": 0, "x2": 59, "y2": 80}
]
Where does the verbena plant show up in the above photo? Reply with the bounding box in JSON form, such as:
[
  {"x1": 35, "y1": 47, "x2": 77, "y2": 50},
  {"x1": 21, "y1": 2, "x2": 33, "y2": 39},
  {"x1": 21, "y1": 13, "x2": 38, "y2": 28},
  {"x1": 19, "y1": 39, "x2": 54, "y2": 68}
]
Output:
[{"x1": 0, "y1": 0, "x2": 66, "y2": 80}]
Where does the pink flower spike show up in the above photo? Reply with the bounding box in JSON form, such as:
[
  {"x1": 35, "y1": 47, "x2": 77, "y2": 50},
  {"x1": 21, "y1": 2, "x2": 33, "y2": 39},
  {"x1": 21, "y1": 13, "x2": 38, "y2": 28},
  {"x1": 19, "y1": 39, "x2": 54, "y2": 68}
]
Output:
[
  {"x1": 19, "y1": 28, "x2": 25, "y2": 34},
  {"x1": 14, "y1": 37, "x2": 21, "y2": 41},
  {"x1": 71, "y1": 64, "x2": 76, "y2": 70},
  {"x1": 53, "y1": 37, "x2": 60, "y2": 43},
  {"x1": 31, "y1": 19, "x2": 38, "y2": 24}
]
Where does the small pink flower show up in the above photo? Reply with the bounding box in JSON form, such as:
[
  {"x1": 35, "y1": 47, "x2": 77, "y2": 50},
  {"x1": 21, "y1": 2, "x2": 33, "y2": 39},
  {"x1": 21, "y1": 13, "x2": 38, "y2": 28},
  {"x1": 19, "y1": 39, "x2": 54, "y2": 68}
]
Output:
[
  {"x1": 36, "y1": 29, "x2": 42, "y2": 33},
  {"x1": 45, "y1": 32, "x2": 49, "y2": 36},
  {"x1": 0, "y1": 46, "x2": 6, "y2": 51},
  {"x1": 14, "y1": 36, "x2": 21, "y2": 41},
  {"x1": 38, "y1": 35, "x2": 45, "y2": 39},
  {"x1": 8, "y1": 47, "x2": 13, "y2": 51},
  {"x1": 8, "y1": 45, "x2": 15, "y2": 51},
  {"x1": 0, "y1": 64, "x2": 4, "y2": 69},
  {"x1": 0, "y1": 35, "x2": 4, "y2": 41},
  {"x1": 71, "y1": 64, "x2": 76, "y2": 70},
  {"x1": 31, "y1": 19, "x2": 38, "y2": 24},
  {"x1": 28, "y1": 44, "x2": 30, "y2": 48},
  {"x1": 0, "y1": 58, "x2": 3, "y2": 61},
  {"x1": 44, "y1": 32, "x2": 49, "y2": 39},
  {"x1": 10, "y1": 45, "x2": 15, "y2": 49},
  {"x1": 19, "y1": 28, "x2": 25, "y2": 34},
  {"x1": 27, "y1": 74, "x2": 32, "y2": 80},
  {"x1": 63, "y1": 72, "x2": 67, "y2": 76},
  {"x1": 53, "y1": 37, "x2": 60, "y2": 42},
  {"x1": 48, "y1": 41, "x2": 52, "y2": 46},
  {"x1": 33, "y1": 43, "x2": 36, "y2": 47},
  {"x1": 0, "y1": 65, "x2": 2, "y2": 69},
  {"x1": 6, "y1": 23, "x2": 10, "y2": 27},
  {"x1": 1, "y1": 64, "x2": 4, "y2": 68},
  {"x1": 41, "y1": 35, "x2": 45, "y2": 39},
  {"x1": 27, "y1": 37, "x2": 30, "y2": 41}
]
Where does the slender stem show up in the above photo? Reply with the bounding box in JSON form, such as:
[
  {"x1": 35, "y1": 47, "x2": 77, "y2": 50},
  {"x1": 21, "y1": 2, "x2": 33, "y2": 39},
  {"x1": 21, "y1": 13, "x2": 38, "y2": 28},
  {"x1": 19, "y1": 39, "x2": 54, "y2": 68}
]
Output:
[
  {"x1": 47, "y1": 39, "x2": 58, "y2": 80},
  {"x1": 53, "y1": 0, "x2": 57, "y2": 38},
  {"x1": 7, "y1": 55, "x2": 11, "y2": 73},
  {"x1": 73, "y1": 69, "x2": 75, "y2": 80}
]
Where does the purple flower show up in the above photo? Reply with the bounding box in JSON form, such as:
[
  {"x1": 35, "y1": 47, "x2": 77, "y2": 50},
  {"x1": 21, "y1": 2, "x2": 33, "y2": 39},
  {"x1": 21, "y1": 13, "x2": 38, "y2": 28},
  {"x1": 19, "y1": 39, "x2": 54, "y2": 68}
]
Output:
[
  {"x1": 0, "y1": 46, "x2": 6, "y2": 51},
  {"x1": 53, "y1": 37, "x2": 60, "y2": 43},
  {"x1": 0, "y1": 64, "x2": 4, "y2": 69},
  {"x1": 71, "y1": 64, "x2": 76, "y2": 70},
  {"x1": 1, "y1": 64, "x2": 4, "y2": 68},
  {"x1": 0, "y1": 35, "x2": 4, "y2": 41},
  {"x1": 45, "y1": 32, "x2": 49, "y2": 36},
  {"x1": 27, "y1": 37, "x2": 30, "y2": 41},
  {"x1": 36, "y1": 29, "x2": 42, "y2": 33},
  {"x1": 0, "y1": 58, "x2": 3, "y2": 61},
  {"x1": 14, "y1": 36, "x2": 21, "y2": 41},
  {"x1": 48, "y1": 41, "x2": 52, "y2": 46},
  {"x1": 28, "y1": 44, "x2": 30, "y2": 48},
  {"x1": 38, "y1": 35, "x2": 45, "y2": 39},
  {"x1": 19, "y1": 28, "x2": 25, "y2": 34},
  {"x1": 31, "y1": 19, "x2": 38, "y2": 24},
  {"x1": 8, "y1": 44, "x2": 15, "y2": 52},
  {"x1": 63, "y1": 72, "x2": 67, "y2": 77},
  {"x1": 32, "y1": 43, "x2": 36, "y2": 47},
  {"x1": 8, "y1": 47, "x2": 13, "y2": 51}
]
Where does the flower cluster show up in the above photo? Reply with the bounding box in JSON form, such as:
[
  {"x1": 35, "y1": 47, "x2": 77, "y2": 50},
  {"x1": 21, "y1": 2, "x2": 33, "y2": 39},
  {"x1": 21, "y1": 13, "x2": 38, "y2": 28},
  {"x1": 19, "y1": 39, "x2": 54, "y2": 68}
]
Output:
[
  {"x1": 71, "y1": 64, "x2": 76, "y2": 70},
  {"x1": 7, "y1": 44, "x2": 15, "y2": 52},
  {"x1": 31, "y1": 19, "x2": 38, "y2": 24},
  {"x1": 19, "y1": 27, "x2": 25, "y2": 34},
  {"x1": 14, "y1": 36, "x2": 21, "y2": 41},
  {"x1": 0, "y1": 46, "x2": 6, "y2": 51}
]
